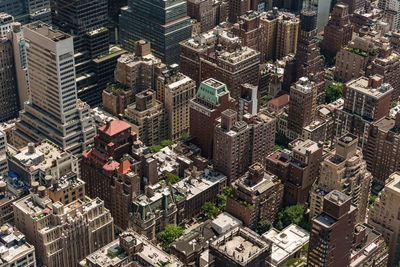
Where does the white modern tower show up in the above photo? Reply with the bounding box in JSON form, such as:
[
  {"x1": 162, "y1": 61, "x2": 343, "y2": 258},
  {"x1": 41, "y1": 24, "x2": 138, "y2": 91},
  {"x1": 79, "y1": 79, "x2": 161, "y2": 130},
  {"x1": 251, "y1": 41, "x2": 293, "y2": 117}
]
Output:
[{"x1": 14, "y1": 21, "x2": 95, "y2": 155}]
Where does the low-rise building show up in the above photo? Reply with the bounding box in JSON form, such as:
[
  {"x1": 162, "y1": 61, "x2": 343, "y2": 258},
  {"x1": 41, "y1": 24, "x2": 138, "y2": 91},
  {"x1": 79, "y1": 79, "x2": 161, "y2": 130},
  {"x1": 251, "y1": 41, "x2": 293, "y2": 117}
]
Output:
[
  {"x1": 263, "y1": 224, "x2": 309, "y2": 267},
  {"x1": 211, "y1": 212, "x2": 242, "y2": 235},
  {"x1": 173, "y1": 168, "x2": 227, "y2": 223},
  {"x1": 80, "y1": 229, "x2": 183, "y2": 267},
  {"x1": 130, "y1": 182, "x2": 177, "y2": 240},
  {"x1": 209, "y1": 226, "x2": 272, "y2": 266},
  {"x1": 0, "y1": 223, "x2": 36, "y2": 267}
]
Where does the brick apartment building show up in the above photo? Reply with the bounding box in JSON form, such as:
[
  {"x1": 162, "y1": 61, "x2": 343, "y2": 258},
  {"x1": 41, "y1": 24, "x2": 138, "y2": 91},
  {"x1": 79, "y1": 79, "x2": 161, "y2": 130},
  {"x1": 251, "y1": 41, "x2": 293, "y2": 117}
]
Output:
[
  {"x1": 81, "y1": 120, "x2": 137, "y2": 210},
  {"x1": 226, "y1": 163, "x2": 283, "y2": 229},
  {"x1": 321, "y1": 3, "x2": 353, "y2": 53},
  {"x1": 190, "y1": 78, "x2": 235, "y2": 158}
]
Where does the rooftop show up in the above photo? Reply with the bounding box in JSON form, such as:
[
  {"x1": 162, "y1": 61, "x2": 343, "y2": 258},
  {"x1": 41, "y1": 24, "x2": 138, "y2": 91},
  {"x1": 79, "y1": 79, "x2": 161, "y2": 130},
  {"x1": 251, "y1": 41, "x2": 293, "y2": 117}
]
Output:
[
  {"x1": 0, "y1": 224, "x2": 34, "y2": 265},
  {"x1": 263, "y1": 224, "x2": 309, "y2": 265},
  {"x1": 268, "y1": 94, "x2": 290, "y2": 107},
  {"x1": 346, "y1": 76, "x2": 393, "y2": 98},
  {"x1": 315, "y1": 213, "x2": 337, "y2": 228},
  {"x1": 25, "y1": 21, "x2": 70, "y2": 42},
  {"x1": 210, "y1": 227, "x2": 270, "y2": 265},
  {"x1": 173, "y1": 169, "x2": 226, "y2": 201},
  {"x1": 291, "y1": 139, "x2": 320, "y2": 155},
  {"x1": 98, "y1": 119, "x2": 131, "y2": 136},
  {"x1": 81, "y1": 230, "x2": 183, "y2": 267},
  {"x1": 386, "y1": 172, "x2": 400, "y2": 194},
  {"x1": 196, "y1": 78, "x2": 230, "y2": 105},
  {"x1": 211, "y1": 212, "x2": 242, "y2": 235}
]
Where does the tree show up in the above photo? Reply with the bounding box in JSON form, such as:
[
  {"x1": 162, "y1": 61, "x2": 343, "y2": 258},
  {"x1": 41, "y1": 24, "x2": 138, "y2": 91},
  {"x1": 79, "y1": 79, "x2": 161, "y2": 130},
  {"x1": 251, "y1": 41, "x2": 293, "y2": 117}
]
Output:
[
  {"x1": 325, "y1": 81, "x2": 343, "y2": 103},
  {"x1": 161, "y1": 139, "x2": 174, "y2": 147},
  {"x1": 217, "y1": 193, "x2": 227, "y2": 211},
  {"x1": 164, "y1": 172, "x2": 180, "y2": 184},
  {"x1": 274, "y1": 204, "x2": 310, "y2": 231},
  {"x1": 202, "y1": 202, "x2": 219, "y2": 219},
  {"x1": 150, "y1": 145, "x2": 163, "y2": 153},
  {"x1": 256, "y1": 220, "x2": 272, "y2": 235},
  {"x1": 158, "y1": 224, "x2": 184, "y2": 248}
]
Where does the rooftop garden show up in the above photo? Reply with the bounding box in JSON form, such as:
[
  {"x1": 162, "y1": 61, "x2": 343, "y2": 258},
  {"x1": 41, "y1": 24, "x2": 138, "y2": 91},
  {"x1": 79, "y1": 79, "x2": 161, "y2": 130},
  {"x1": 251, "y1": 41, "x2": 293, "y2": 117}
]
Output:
[{"x1": 346, "y1": 47, "x2": 378, "y2": 57}]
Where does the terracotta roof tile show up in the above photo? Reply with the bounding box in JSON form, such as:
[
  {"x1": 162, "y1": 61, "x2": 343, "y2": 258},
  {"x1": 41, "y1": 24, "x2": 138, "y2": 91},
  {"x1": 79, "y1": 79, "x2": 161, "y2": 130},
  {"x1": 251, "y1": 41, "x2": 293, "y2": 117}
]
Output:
[
  {"x1": 268, "y1": 94, "x2": 290, "y2": 107},
  {"x1": 98, "y1": 119, "x2": 131, "y2": 136}
]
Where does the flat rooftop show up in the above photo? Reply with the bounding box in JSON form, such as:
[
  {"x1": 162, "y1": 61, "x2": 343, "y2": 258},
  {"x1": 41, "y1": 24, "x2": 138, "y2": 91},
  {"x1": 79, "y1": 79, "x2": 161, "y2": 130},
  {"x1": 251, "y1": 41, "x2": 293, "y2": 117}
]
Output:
[
  {"x1": 387, "y1": 172, "x2": 400, "y2": 194},
  {"x1": 315, "y1": 213, "x2": 337, "y2": 228},
  {"x1": 291, "y1": 139, "x2": 320, "y2": 155},
  {"x1": 374, "y1": 117, "x2": 398, "y2": 133},
  {"x1": 346, "y1": 76, "x2": 392, "y2": 98},
  {"x1": 263, "y1": 224, "x2": 309, "y2": 265},
  {"x1": 210, "y1": 227, "x2": 269, "y2": 265},
  {"x1": 26, "y1": 21, "x2": 71, "y2": 42},
  {"x1": 0, "y1": 224, "x2": 34, "y2": 264}
]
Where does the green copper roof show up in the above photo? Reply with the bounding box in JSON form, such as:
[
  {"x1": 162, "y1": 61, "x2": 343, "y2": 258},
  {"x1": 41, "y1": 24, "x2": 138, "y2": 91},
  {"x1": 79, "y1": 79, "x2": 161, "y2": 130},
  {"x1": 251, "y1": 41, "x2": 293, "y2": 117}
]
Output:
[{"x1": 196, "y1": 78, "x2": 230, "y2": 105}]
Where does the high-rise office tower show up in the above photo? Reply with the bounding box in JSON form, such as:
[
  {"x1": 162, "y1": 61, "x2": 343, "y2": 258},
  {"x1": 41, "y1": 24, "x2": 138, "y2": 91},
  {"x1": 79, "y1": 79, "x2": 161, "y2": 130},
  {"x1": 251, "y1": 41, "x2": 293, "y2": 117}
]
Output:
[
  {"x1": 365, "y1": 114, "x2": 400, "y2": 185},
  {"x1": 51, "y1": 0, "x2": 124, "y2": 106},
  {"x1": 14, "y1": 22, "x2": 96, "y2": 155},
  {"x1": 190, "y1": 78, "x2": 236, "y2": 158},
  {"x1": 260, "y1": 8, "x2": 299, "y2": 61},
  {"x1": 303, "y1": 0, "x2": 334, "y2": 31},
  {"x1": 119, "y1": 0, "x2": 192, "y2": 65},
  {"x1": 307, "y1": 190, "x2": 357, "y2": 267},
  {"x1": 0, "y1": 0, "x2": 51, "y2": 24},
  {"x1": 0, "y1": 13, "x2": 20, "y2": 122},
  {"x1": 287, "y1": 77, "x2": 318, "y2": 137},
  {"x1": 283, "y1": 10, "x2": 325, "y2": 101},
  {"x1": 335, "y1": 75, "x2": 393, "y2": 148},
  {"x1": 321, "y1": 3, "x2": 353, "y2": 53},
  {"x1": 368, "y1": 172, "x2": 400, "y2": 266},
  {"x1": 310, "y1": 133, "x2": 372, "y2": 223}
]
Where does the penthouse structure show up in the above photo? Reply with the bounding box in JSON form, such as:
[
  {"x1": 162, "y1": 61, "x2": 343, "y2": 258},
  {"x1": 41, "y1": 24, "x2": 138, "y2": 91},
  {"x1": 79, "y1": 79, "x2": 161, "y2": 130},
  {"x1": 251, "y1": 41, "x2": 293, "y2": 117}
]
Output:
[
  {"x1": 310, "y1": 134, "x2": 372, "y2": 223},
  {"x1": 336, "y1": 75, "x2": 393, "y2": 147},
  {"x1": 180, "y1": 29, "x2": 239, "y2": 81},
  {"x1": 190, "y1": 78, "x2": 236, "y2": 158},
  {"x1": 307, "y1": 191, "x2": 357, "y2": 267},
  {"x1": 209, "y1": 226, "x2": 272, "y2": 266},
  {"x1": 260, "y1": 8, "x2": 300, "y2": 61},
  {"x1": 173, "y1": 168, "x2": 227, "y2": 223},
  {"x1": 14, "y1": 22, "x2": 95, "y2": 155},
  {"x1": 0, "y1": 223, "x2": 36, "y2": 267},
  {"x1": 368, "y1": 172, "x2": 400, "y2": 266},
  {"x1": 81, "y1": 120, "x2": 137, "y2": 210},
  {"x1": 80, "y1": 230, "x2": 183, "y2": 267},
  {"x1": 227, "y1": 163, "x2": 283, "y2": 229},
  {"x1": 365, "y1": 115, "x2": 400, "y2": 184},
  {"x1": 13, "y1": 190, "x2": 114, "y2": 267}
]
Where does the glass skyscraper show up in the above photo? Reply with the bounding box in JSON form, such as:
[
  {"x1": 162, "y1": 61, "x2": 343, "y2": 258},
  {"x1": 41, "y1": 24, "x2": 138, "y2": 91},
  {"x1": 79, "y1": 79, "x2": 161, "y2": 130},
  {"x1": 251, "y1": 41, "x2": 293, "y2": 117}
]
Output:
[{"x1": 119, "y1": 0, "x2": 192, "y2": 65}]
